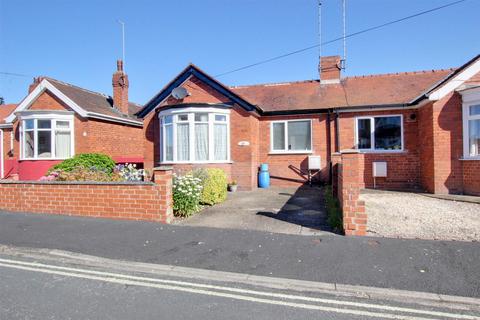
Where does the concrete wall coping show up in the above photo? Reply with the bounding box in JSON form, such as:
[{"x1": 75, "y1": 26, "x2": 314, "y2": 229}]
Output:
[
  {"x1": 0, "y1": 180, "x2": 155, "y2": 186},
  {"x1": 340, "y1": 149, "x2": 360, "y2": 154},
  {"x1": 153, "y1": 166, "x2": 173, "y2": 171}
]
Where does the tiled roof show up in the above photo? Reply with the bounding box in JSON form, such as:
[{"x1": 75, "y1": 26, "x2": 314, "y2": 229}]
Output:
[
  {"x1": 0, "y1": 104, "x2": 17, "y2": 124},
  {"x1": 230, "y1": 69, "x2": 455, "y2": 112},
  {"x1": 44, "y1": 78, "x2": 141, "y2": 120}
]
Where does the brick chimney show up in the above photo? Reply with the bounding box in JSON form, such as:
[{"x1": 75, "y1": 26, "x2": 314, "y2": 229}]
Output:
[
  {"x1": 28, "y1": 77, "x2": 43, "y2": 93},
  {"x1": 112, "y1": 60, "x2": 129, "y2": 115},
  {"x1": 319, "y1": 55, "x2": 341, "y2": 84}
]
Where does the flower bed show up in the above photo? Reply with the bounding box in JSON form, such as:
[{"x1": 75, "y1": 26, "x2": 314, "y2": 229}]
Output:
[
  {"x1": 172, "y1": 168, "x2": 228, "y2": 217},
  {"x1": 40, "y1": 153, "x2": 147, "y2": 183}
]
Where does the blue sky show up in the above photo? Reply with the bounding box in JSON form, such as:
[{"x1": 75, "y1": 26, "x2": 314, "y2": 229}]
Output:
[{"x1": 1, "y1": 0, "x2": 479, "y2": 104}]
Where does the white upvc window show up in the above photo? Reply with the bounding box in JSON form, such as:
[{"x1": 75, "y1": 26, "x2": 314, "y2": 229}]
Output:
[
  {"x1": 270, "y1": 119, "x2": 312, "y2": 153},
  {"x1": 462, "y1": 102, "x2": 480, "y2": 159},
  {"x1": 355, "y1": 115, "x2": 404, "y2": 152},
  {"x1": 20, "y1": 114, "x2": 74, "y2": 160},
  {"x1": 159, "y1": 107, "x2": 230, "y2": 163}
]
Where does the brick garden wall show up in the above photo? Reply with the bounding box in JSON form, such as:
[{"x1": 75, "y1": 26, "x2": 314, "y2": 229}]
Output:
[{"x1": 0, "y1": 168, "x2": 173, "y2": 223}]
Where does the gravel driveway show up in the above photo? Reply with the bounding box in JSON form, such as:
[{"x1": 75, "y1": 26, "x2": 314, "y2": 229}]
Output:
[{"x1": 362, "y1": 190, "x2": 480, "y2": 241}]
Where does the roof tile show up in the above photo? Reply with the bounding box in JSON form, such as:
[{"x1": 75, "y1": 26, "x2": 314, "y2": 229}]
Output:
[{"x1": 230, "y1": 69, "x2": 455, "y2": 112}]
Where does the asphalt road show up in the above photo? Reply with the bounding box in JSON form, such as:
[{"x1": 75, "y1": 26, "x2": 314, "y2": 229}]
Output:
[
  {"x1": 1, "y1": 248, "x2": 478, "y2": 320},
  {"x1": 0, "y1": 211, "x2": 479, "y2": 298},
  {"x1": 0, "y1": 267, "x2": 363, "y2": 320}
]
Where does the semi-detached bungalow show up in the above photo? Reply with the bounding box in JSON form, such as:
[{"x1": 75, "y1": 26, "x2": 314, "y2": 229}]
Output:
[
  {"x1": 1, "y1": 55, "x2": 479, "y2": 196},
  {"x1": 0, "y1": 61, "x2": 144, "y2": 180},
  {"x1": 138, "y1": 54, "x2": 480, "y2": 196}
]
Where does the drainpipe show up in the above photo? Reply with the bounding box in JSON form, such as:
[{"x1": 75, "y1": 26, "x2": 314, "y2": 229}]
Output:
[
  {"x1": 335, "y1": 110, "x2": 340, "y2": 152},
  {"x1": 327, "y1": 112, "x2": 332, "y2": 184}
]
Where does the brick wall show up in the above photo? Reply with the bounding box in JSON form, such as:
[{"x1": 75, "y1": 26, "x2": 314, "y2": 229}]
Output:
[
  {"x1": 0, "y1": 167, "x2": 173, "y2": 223},
  {"x1": 337, "y1": 150, "x2": 367, "y2": 236},
  {"x1": 462, "y1": 160, "x2": 480, "y2": 196},
  {"x1": 417, "y1": 102, "x2": 435, "y2": 193},
  {"x1": 258, "y1": 114, "x2": 330, "y2": 186},
  {"x1": 1, "y1": 128, "x2": 15, "y2": 178},
  {"x1": 430, "y1": 92, "x2": 464, "y2": 194},
  {"x1": 336, "y1": 109, "x2": 421, "y2": 190}
]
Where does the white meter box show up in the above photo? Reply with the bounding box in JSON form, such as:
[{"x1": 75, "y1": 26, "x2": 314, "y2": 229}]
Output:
[
  {"x1": 372, "y1": 161, "x2": 387, "y2": 177},
  {"x1": 308, "y1": 156, "x2": 321, "y2": 170}
]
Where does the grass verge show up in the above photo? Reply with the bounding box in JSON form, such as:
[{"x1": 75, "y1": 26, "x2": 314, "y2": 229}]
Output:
[{"x1": 324, "y1": 185, "x2": 344, "y2": 233}]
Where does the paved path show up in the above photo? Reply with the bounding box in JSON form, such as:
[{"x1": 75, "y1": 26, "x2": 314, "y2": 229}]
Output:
[
  {"x1": 178, "y1": 186, "x2": 332, "y2": 236},
  {"x1": 0, "y1": 211, "x2": 479, "y2": 298}
]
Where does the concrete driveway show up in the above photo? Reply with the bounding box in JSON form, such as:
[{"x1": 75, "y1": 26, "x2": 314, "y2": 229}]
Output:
[{"x1": 177, "y1": 186, "x2": 333, "y2": 236}]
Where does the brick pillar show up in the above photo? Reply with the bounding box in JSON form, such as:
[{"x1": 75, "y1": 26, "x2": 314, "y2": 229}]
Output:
[
  {"x1": 339, "y1": 150, "x2": 367, "y2": 236},
  {"x1": 153, "y1": 166, "x2": 174, "y2": 223},
  {"x1": 331, "y1": 152, "x2": 341, "y2": 197}
]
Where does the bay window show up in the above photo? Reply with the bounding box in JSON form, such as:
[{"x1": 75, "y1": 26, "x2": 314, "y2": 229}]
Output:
[
  {"x1": 355, "y1": 115, "x2": 403, "y2": 151},
  {"x1": 463, "y1": 103, "x2": 480, "y2": 158},
  {"x1": 21, "y1": 115, "x2": 74, "y2": 160},
  {"x1": 270, "y1": 119, "x2": 312, "y2": 153},
  {"x1": 159, "y1": 109, "x2": 230, "y2": 163}
]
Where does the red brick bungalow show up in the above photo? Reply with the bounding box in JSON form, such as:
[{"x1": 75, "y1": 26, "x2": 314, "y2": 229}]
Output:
[
  {"x1": 1, "y1": 61, "x2": 144, "y2": 180},
  {"x1": 138, "y1": 54, "x2": 480, "y2": 196}
]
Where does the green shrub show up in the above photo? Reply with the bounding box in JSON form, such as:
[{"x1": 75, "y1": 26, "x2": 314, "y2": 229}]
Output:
[
  {"x1": 324, "y1": 185, "x2": 343, "y2": 233},
  {"x1": 198, "y1": 168, "x2": 227, "y2": 205},
  {"x1": 173, "y1": 174, "x2": 203, "y2": 217},
  {"x1": 191, "y1": 168, "x2": 208, "y2": 185},
  {"x1": 50, "y1": 153, "x2": 116, "y2": 173},
  {"x1": 53, "y1": 167, "x2": 123, "y2": 182}
]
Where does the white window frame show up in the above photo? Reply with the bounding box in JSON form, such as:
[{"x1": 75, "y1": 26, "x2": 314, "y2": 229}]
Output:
[
  {"x1": 269, "y1": 119, "x2": 313, "y2": 154},
  {"x1": 158, "y1": 107, "x2": 231, "y2": 164},
  {"x1": 462, "y1": 98, "x2": 480, "y2": 160},
  {"x1": 355, "y1": 115, "x2": 404, "y2": 153},
  {"x1": 20, "y1": 113, "x2": 75, "y2": 160}
]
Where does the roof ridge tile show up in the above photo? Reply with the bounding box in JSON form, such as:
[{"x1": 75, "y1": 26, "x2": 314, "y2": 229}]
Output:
[{"x1": 229, "y1": 68, "x2": 456, "y2": 89}]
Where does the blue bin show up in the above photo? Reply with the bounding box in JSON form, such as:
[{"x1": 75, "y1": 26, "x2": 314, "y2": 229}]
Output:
[{"x1": 258, "y1": 163, "x2": 270, "y2": 188}]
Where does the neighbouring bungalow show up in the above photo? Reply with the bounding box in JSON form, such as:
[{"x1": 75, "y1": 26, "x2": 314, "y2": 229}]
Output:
[
  {"x1": 0, "y1": 60, "x2": 143, "y2": 180},
  {"x1": 137, "y1": 54, "x2": 480, "y2": 196}
]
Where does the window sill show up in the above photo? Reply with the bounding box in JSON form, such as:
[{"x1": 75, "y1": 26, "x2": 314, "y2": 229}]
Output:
[
  {"x1": 358, "y1": 149, "x2": 406, "y2": 154},
  {"x1": 269, "y1": 151, "x2": 313, "y2": 155},
  {"x1": 19, "y1": 158, "x2": 70, "y2": 161},
  {"x1": 160, "y1": 161, "x2": 233, "y2": 165},
  {"x1": 459, "y1": 157, "x2": 480, "y2": 161}
]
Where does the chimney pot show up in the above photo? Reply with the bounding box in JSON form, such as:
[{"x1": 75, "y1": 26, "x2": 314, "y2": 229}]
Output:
[
  {"x1": 319, "y1": 55, "x2": 341, "y2": 84},
  {"x1": 117, "y1": 59, "x2": 124, "y2": 72}
]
